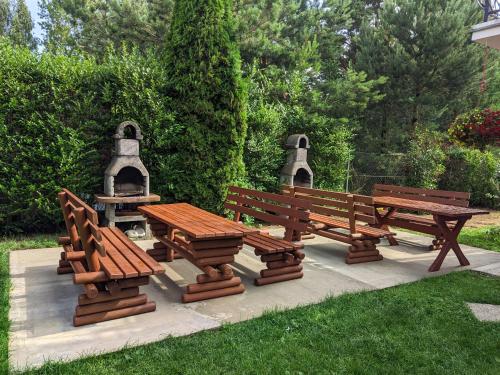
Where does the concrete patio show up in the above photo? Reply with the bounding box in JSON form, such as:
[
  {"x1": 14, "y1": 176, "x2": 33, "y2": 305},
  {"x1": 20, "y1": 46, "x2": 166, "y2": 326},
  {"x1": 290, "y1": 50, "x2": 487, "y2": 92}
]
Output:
[{"x1": 9, "y1": 230, "x2": 500, "y2": 370}]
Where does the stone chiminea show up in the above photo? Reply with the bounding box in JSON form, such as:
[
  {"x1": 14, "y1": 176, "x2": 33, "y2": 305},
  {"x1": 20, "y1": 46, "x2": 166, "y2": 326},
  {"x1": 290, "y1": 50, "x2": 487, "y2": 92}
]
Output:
[
  {"x1": 97, "y1": 121, "x2": 160, "y2": 239},
  {"x1": 104, "y1": 121, "x2": 149, "y2": 197},
  {"x1": 280, "y1": 134, "x2": 314, "y2": 188}
]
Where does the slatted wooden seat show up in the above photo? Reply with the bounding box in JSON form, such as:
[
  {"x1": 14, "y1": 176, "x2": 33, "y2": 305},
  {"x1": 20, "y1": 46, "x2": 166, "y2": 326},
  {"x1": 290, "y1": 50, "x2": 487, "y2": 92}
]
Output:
[
  {"x1": 283, "y1": 186, "x2": 394, "y2": 264},
  {"x1": 57, "y1": 189, "x2": 164, "y2": 326},
  {"x1": 224, "y1": 186, "x2": 311, "y2": 286},
  {"x1": 373, "y1": 184, "x2": 469, "y2": 250}
]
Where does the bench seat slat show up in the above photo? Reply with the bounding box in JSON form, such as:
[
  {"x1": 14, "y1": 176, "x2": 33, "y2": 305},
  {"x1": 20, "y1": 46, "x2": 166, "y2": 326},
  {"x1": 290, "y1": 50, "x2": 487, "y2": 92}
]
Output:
[
  {"x1": 310, "y1": 213, "x2": 392, "y2": 238},
  {"x1": 109, "y1": 227, "x2": 165, "y2": 274},
  {"x1": 101, "y1": 228, "x2": 152, "y2": 277}
]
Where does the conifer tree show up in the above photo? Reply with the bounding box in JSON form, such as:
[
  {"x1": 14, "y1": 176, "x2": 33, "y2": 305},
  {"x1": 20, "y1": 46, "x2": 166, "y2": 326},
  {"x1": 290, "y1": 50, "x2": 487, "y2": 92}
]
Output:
[
  {"x1": 164, "y1": 0, "x2": 247, "y2": 212},
  {"x1": 354, "y1": 0, "x2": 481, "y2": 152},
  {"x1": 9, "y1": 0, "x2": 36, "y2": 49},
  {"x1": 0, "y1": 0, "x2": 9, "y2": 36}
]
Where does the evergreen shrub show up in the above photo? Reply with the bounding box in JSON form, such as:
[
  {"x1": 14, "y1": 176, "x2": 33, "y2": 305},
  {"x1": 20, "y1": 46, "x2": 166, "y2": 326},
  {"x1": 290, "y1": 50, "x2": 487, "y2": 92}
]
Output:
[{"x1": 440, "y1": 146, "x2": 499, "y2": 208}]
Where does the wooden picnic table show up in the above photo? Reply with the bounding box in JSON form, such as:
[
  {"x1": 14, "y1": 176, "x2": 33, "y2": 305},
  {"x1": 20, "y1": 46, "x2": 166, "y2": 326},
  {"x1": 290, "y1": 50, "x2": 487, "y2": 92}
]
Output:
[
  {"x1": 373, "y1": 196, "x2": 489, "y2": 272},
  {"x1": 138, "y1": 203, "x2": 259, "y2": 302}
]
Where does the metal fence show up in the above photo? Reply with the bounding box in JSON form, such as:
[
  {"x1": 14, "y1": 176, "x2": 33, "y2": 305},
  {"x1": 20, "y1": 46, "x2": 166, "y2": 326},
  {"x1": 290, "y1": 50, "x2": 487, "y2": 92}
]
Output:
[{"x1": 345, "y1": 152, "x2": 406, "y2": 195}]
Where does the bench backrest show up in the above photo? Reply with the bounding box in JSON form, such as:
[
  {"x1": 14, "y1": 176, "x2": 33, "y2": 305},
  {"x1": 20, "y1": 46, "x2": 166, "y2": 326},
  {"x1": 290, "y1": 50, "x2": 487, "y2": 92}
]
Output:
[
  {"x1": 283, "y1": 185, "x2": 377, "y2": 234},
  {"x1": 224, "y1": 186, "x2": 312, "y2": 241},
  {"x1": 58, "y1": 189, "x2": 106, "y2": 271},
  {"x1": 373, "y1": 184, "x2": 470, "y2": 207}
]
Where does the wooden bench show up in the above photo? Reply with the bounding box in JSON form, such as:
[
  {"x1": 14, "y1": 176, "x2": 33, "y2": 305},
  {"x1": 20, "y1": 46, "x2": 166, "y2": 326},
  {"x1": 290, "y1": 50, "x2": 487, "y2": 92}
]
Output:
[
  {"x1": 57, "y1": 189, "x2": 164, "y2": 326},
  {"x1": 372, "y1": 184, "x2": 470, "y2": 250},
  {"x1": 283, "y1": 186, "x2": 394, "y2": 264},
  {"x1": 224, "y1": 186, "x2": 312, "y2": 286}
]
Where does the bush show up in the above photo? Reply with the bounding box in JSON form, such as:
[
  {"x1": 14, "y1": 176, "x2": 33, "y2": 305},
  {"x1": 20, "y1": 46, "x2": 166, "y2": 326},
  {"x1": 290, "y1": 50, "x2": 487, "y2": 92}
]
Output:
[
  {"x1": 440, "y1": 146, "x2": 499, "y2": 208},
  {"x1": 448, "y1": 108, "x2": 500, "y2": 150},
  {"x1": 403, "y1": 128, "x2": 446, "y2": 189},
  {"x1": 163, "y1": 0, "x2": 247, "y2": 213},
  {"x1": 0, "y1": 40, "x2": 172, "y2": 233}
]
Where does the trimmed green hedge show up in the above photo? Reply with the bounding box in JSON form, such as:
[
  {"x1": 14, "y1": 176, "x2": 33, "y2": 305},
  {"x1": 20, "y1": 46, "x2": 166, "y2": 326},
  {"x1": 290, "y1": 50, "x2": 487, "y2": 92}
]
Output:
[{"x1": 0, "y1": 41, "x2": 174, "y2": 233}]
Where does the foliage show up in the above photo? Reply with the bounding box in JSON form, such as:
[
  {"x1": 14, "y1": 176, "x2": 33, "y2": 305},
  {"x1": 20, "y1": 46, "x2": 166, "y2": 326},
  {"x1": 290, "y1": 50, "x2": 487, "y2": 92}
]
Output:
[
  {"x1": 403, "y1": 128, "x2": 446, "y2": 189},
  {"x1": 163, "y1": 0, "x2": 247, "y2": 213},
  {"x1": 440, "y1": 146, "x2": 499, "y2": 208},
  {"x1": 39, "y1": 0, "x2": 175, "y2": 56},
  {"x1": 17, "y1": 272, "x2": 500, "y2": 374},
  {"x1": 354, "y1": 0, "x2": 482, "y2": 153},
  {"x1": 0, "y1": 41, "x2": 173, "y2": 233},
  {"x1": 448, "y1": 108, "x2": 500, "y2": 150},
  {"x1": 9, "y1": 0, "x2": 35, "y2": 49},
  {"x1": 458, "y1": 226, "x2": 500, "y2": 252},
  {"x1": 0, "y1": 0, "x2": 9, "y2": 35}
]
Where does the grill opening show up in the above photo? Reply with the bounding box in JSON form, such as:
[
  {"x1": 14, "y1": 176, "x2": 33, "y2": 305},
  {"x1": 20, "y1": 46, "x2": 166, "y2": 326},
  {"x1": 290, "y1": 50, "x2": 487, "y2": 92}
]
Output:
[
  {"x1": 114, "y1": 167, "x2": 145, "y2": 197},
  {"x1": 294, "y1": 168, "x2": 311, "y2": 187}
]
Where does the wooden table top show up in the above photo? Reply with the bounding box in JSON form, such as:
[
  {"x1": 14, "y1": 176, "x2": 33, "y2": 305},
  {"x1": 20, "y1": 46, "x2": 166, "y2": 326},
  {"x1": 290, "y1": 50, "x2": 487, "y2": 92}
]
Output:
[
  {"x1": 374, "y1": 196, "x2": 489, "y2": 218},
  {"x1": 138, "y1": 203, "x2": 259, "y2": 239}
]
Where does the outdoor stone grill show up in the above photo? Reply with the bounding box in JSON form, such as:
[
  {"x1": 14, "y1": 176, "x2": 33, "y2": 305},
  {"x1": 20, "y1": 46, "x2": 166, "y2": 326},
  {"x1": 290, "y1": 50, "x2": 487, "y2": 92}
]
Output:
[
  {"x1": 280, "y1": 134, "x2": 314, "y2": 188},
  {"x1": 95, "y1": 121, "x2": 160, "y2": 239},
  {"x1": 104, "y1": 121, "x2": 149, "y2": 197}
]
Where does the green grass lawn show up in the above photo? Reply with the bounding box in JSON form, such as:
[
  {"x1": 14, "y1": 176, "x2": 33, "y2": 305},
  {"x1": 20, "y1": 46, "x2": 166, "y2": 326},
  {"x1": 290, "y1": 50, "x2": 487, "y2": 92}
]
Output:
[
  {"x1": 1, "y1": 235, "x2": 499, "y2": 374},
  {"x1": 458, "y1": 226, "x2": 500, "y2": 252},
  {"x1": 17, "y1": 271, "x2": 500, "y2": 375}
]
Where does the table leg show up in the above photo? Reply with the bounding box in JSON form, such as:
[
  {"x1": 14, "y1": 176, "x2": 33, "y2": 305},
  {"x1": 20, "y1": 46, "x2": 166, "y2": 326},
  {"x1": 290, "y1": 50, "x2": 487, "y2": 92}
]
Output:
[
  {"x1": 374, "y1": 207, "x2": 399, "y2": 246},
  {"x1": 428, "y1": 216, "x2": 469, "y2": 272}
]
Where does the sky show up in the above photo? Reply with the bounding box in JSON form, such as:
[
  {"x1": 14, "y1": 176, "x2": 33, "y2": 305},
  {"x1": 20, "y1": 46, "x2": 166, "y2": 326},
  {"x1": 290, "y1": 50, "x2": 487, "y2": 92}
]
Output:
[{"x1": 26, "y1": 0, "x2": 43, "y2": 41}]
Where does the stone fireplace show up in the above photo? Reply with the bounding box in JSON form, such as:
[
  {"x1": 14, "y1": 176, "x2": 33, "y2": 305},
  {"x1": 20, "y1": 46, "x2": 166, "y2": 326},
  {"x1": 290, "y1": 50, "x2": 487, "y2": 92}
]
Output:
[
  {"x1": 96, "y1": 121, "x2": 160, "y2": 239},
  {"x1": 280, "y1": 134, "x2": 314, "y2": 188},
  {"x1": 104, "y1": 121, "x2": 149, "y2": 197}
]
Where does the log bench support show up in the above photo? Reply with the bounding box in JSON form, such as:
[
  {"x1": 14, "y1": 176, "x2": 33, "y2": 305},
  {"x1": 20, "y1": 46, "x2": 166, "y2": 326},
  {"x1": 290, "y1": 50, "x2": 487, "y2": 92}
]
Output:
[
  {"x1": 254, "y1": 248, "x2": 305, "y2": 286},
  {"x1": 146, "y1": 218, "x2": 245, "y2": 303}
]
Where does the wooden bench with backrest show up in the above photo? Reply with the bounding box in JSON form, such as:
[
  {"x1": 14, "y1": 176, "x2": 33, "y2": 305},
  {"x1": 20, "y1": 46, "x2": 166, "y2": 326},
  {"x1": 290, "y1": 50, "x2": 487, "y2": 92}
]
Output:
[
  {"x1": 224, "y1": 186, "x2": 312, "y2": 286},
  {"x1": 57, "y1": 189, "x2": 164, "y2": 326},
  {"x1": 372, "y1": 184, "x2": 471, "y2": 250},
  {"x1": 283, "y1": 186, "x2": 394, "y2": 264}
]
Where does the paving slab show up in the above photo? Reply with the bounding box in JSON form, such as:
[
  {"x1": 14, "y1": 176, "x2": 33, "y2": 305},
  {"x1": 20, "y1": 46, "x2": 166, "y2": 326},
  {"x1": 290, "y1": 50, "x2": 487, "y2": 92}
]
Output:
[
  {"x1": 467, "y1": 303, "x2": 500, "y2": 322},
  {"x1": 9, "y1": 230, "x2": 500, "y2": 370},
  {"x1": 473, "y1": 261, "x2": 500, "y2": 277}
]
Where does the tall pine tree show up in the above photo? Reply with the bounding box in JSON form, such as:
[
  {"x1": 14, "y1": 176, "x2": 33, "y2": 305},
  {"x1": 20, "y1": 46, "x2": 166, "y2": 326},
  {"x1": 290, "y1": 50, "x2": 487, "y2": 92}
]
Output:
[
  {"x1": 0, "y1": 0, "x2": 9, "y2": 36},
  {"x1": 9, "y1": 0, "x2": 35, "y2": 49},
  {"x1": 39, "y1": 0, "x2": 174, "y2": 56},
  {"x1": 354, "y1": 0, "x2": 482, "y2": 152},
  {"x1": 164, "y1": 0, "x2": 247, "y2": 211}
]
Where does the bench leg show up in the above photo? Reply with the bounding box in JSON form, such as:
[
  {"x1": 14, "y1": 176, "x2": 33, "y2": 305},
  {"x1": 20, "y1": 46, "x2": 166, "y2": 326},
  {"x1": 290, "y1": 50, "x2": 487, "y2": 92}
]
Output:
[
  {"x1": 73, "y1": 278, "x2": 157, "y2": 326},
  {"x1": 428, "y1": 217, "x2": 469, "y2": 272},
  {"x1": 345, "y1": 239, "x2": 383, "y2": 264},
  {"x1": 254, "y1": 249, "x2": 305, "y2": 286}
]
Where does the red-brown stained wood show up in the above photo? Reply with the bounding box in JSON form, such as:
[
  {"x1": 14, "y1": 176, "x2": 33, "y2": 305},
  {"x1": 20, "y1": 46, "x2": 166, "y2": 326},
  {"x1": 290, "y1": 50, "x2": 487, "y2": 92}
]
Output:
[
  {"x1": 196, "y1": 272, "x2": 234, "y2": 284},
  {"x1": 260, "y1": 265, "x2": 303, "y2": 278},
  {"x1": 186, "y1": 277, "x2": 242, "y2": 294},
  {"x1": 266, "y1": 259, "x2": 301, "y2": 269},
  {"x1": 75, "y1": 294, "x2": 148, "y2": 316},
  {"x1": 255, "y1": 272, "x2": 303, "y2": 286},
  {"x1": 181, "y1": 284, "x2": 245, "y2": 303},
  {"x1": 78, "y1": 287, "x2": 140, "y2": 306},
  {"x1": 73, "y1": 301, "x2": 156, "y2": 327},
  {"x1": 58, "y1": 188, "x2": 165, "y2": 326},
  {"x1": 73, "y1": 271, "x2": 107, "y2": 285}
]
